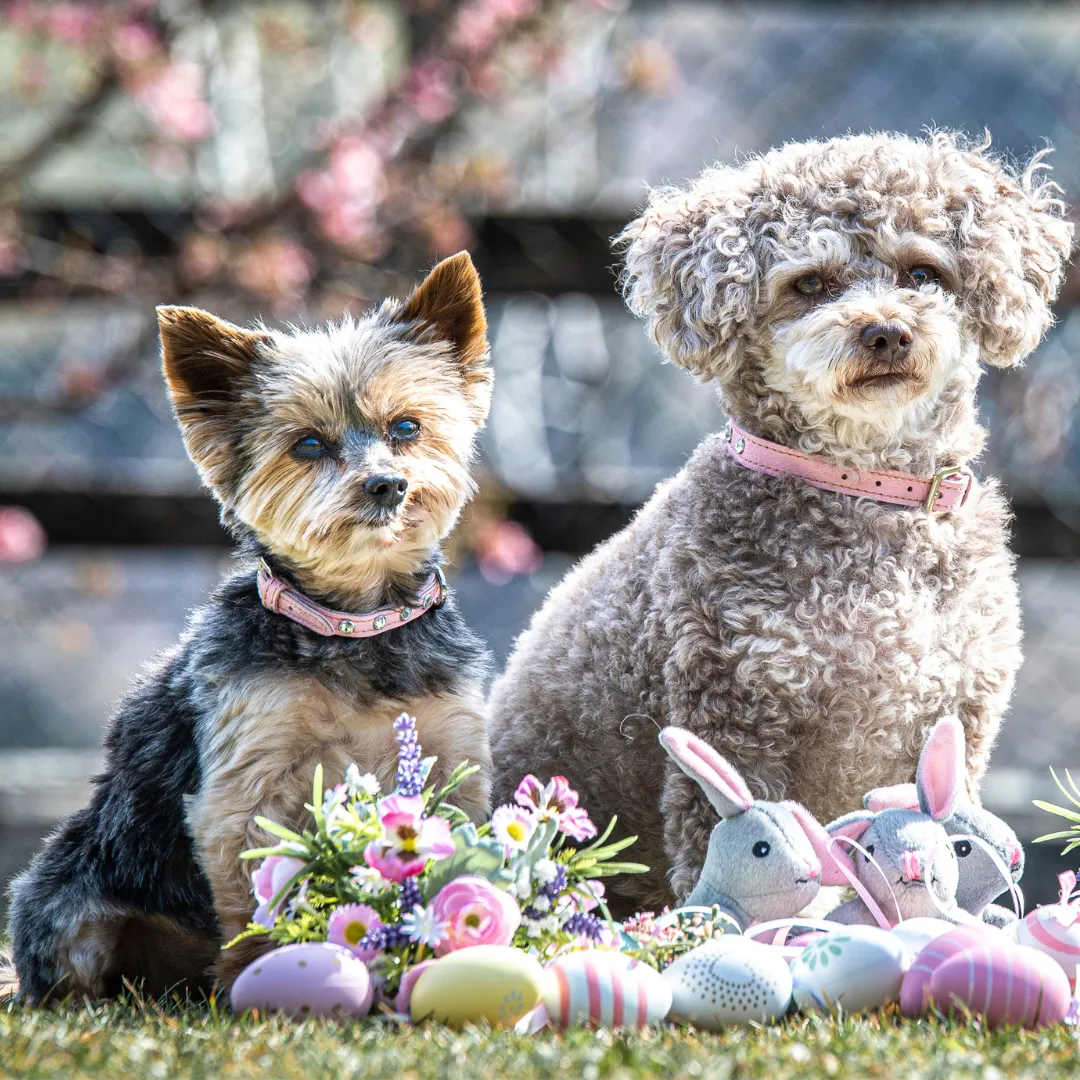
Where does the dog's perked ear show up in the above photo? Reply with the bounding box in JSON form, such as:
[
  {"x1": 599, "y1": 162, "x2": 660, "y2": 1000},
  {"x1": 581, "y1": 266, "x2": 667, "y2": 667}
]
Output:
[
  {"x1": 952, "y1": 142, "x2": 1074, "y2": 367},
  {"x1": 617, "y1": 166, "x2": 760, "y2": 382},
  {"x1": 157, "y1": 305, "x2": 270, "y2": 498},
  {"x1": 388, "y1": 251, "x2": 492, "y2": 422}
]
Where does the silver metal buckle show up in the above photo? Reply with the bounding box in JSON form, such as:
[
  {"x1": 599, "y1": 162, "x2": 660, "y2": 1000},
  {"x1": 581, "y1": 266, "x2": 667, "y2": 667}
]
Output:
[
  {"x1": 432, "y1": 565, "x2": 448, "y2": 606},
  {"x1": 924, "y1": 465, "x2": 965, "y2": 512}
]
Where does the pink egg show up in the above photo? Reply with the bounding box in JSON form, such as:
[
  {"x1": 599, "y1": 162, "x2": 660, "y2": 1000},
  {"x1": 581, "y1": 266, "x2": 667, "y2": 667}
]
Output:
[
  {"x1": 1015, "y1": 904, "x2": 1080, "y2": 988},
  {"x1": 929, "y1": 942, "x2": 1071, "y2": 1028},
  {"x1": 899, "y1": 924, "x2": 1000, "y2": 1017},
  {"x1": 394, "y1": 958, "x2": 438, "y2": 1015},
  {"x1": 231, "y1": 942, "x2": 373, "y2": 1019}
]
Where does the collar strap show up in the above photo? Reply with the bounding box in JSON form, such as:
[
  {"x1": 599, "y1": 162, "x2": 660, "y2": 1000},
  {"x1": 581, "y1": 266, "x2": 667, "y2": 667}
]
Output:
[
  {"x1": 725, "y1": 420, "x2": 975, "y2": 514},
  {"x1": 256, "y1": 560, "x2": 446, "y2": 637}
]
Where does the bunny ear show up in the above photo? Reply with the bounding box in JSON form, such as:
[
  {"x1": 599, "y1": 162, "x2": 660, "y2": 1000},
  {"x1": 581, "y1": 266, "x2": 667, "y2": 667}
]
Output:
[
  {"x1": 916, "y1": 717, "x2": 965, "y2": 821},
  {"x1": 782, "y1": 801, "x2": 835, "y2": 883},
  {"x1": 658, "y1": 727, "x2": 753, "y2": 817},
  {"x1": 864, "y1": 783, "x2": 919, "y2": 812},
  {"x1": 823, "y1": 812, "x2": 874, "y2": 884}
]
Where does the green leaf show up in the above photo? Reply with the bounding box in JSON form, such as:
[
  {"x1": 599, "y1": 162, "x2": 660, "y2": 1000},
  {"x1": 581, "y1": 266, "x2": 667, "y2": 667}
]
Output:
[
  {"x1": 426, "y1": 760, "x2": 479, "y2": 817},
  {"x1": 582, "y1": 861, "x2": 649, "y2": 877},
  {"x1": 311, "y1": 763, "x2": 324, "y2": 829},
  {"x1": 252, "y1": 817, "x2": 307, "y2": 844},
  {"x1": 1034, "y1": 830, "x2": 1079, "y2": 844},
  {"x1": 422, "y1": 830, "x2": 511, "y2": 900},
  {"x1": 1033, "y1": 800, "x2": 1080, "y2": 824},
  {"x1": 239, "y1": 846, "x2": 304, "y2": 861},
  {"x1": 583, "y1": 835, "x2": 639, "y2": 861},
  {"x1": 581, "y1": 815, "x2": 618, "y2": 852}
]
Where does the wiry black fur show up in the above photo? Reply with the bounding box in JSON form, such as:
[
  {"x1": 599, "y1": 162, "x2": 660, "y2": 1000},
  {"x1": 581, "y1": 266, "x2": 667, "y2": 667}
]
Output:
[{"x1": 7, "y1": 547, "x2": 488, "y2": 1005}]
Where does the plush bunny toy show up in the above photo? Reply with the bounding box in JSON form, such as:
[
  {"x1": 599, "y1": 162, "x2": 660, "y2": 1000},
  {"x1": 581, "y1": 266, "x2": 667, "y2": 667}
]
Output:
[
  {"x1": 864, "y1": 769, "x2": 1024, "y2": 927},
  {"x1": 825, "y1": 717, "x2": 981, "y2": 927},
  {"x1": 658, "y1": 727, "x2": 839, "y2": 928}
]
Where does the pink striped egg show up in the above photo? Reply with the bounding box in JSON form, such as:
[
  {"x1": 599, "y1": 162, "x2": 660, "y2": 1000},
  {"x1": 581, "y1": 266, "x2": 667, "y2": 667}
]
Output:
[
  {"x1": 543, "y1": 950, "x2": 672, "y2": 1030},
  {"x1": 929, "y1": 942, "x2": 1071, "y2": 1028},
  {"x1": 899, "y1": 924, "x2": 1000, "y2": 1017},
  {"x1": 1015, "y1": 905, "x2": 1080, "y2": 988}
]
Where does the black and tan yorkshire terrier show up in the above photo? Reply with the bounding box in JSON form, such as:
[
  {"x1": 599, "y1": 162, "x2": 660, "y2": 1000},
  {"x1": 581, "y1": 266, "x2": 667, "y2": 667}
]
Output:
[{"x1": 4, "y1": 252, "x2": 494, "y2": 1004}]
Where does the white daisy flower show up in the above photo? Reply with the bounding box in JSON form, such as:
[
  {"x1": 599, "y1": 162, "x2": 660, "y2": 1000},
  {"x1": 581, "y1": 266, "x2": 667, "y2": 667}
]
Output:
[
  {"x1": 349, "y1": 864, "x2": 385, "y2": 894},
  {"x1": 490, "y1": 804, "x2": 537, "y2": 853},
  {"x1": 401, "y1": 903, "x2": 449, "y2": 948},
  {"x1": 345, "y1": 764, "x2": 382, "y2": 798}
]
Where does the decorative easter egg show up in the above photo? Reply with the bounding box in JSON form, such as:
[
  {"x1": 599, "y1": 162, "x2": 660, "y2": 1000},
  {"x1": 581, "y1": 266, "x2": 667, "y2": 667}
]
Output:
[
  {"x1": 230, "y1": 943, "x2": 373, "y2": 1019},
  {"x1": 394, "y1": 958, "x2": 437, "y2": 1015},
  {"x1": 410, "y1": 945, "x2": 545, "y2": 1027},
  {"x1": 890, "y1": 917, "x2": 955, "y2": 960},
  {"x1": 929, "y1": 942, "x2": 1071, "y2": 1028},
  {"x1": 791, "y1": 926, "x2": 908, "y2": 1014},
  {"x1": 899, "y1": 923, "x2": 1000, "y2": 1017},
  {"x1": 1015, "y1": 905, "x2": 1080, "y2": 988},
  {"x1": 663, "y1": 938, "x2": 793, "y2": 1028},
  {"x1": 543, "y1": 950, "x2": 672, "y2": 1029}
]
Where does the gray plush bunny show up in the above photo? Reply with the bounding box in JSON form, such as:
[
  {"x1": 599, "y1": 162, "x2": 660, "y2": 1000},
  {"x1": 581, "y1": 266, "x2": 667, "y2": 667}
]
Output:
[
  {"x1": 863, "y1": 777, "x2": 1024, "y2": 927},
  {"x1": 825, "y1": 717, "x2": 981, "y2": 927},
  {"x1": 659, "y1": 727, "x2": 840, "y2": 928}
]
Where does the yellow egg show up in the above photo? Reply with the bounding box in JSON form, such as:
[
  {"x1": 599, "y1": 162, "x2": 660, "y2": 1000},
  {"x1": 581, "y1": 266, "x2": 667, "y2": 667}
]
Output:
[{"x1": 409, "y1": 945, "x2": 546, "y2": 1027}]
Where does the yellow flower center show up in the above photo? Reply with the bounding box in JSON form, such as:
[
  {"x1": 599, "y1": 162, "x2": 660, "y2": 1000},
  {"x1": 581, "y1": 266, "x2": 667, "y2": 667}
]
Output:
[
  {"x1": 396, "y1": 825, "x2": 419, "y2": 853},
  {"x1": 506, "y1": 821, "x2": 527, "y2": 842},
  {"x1": 344, "y1": 920, "x2": 367, "y2": 946},
  {"x1": 464, "y1": 913, "x2": 481, "y2": 929}
]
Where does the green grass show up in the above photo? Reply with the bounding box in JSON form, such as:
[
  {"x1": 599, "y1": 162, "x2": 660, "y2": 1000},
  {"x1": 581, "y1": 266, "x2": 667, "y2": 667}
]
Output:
[{"x1": 2, "y1": 999, "x2": 1079, "y2": 1080}]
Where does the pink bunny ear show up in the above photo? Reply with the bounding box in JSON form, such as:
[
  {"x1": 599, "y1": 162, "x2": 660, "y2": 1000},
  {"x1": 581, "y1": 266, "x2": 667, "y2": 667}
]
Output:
[
  {"x1": 823, "y1": 815, "x2": 873, "y2": 884},
  {"x1": 783, "y1": 801, "x2": 835, "y2": 883},
  {"x1": 658, "y1": 726, "x2": 753, "y2": 817},
  {"x1": 916, "y1": 717, "x2": 965, "y2": 821},
  {"x1": 864, "y1": 783, "x2": 919, "y2": 813}
]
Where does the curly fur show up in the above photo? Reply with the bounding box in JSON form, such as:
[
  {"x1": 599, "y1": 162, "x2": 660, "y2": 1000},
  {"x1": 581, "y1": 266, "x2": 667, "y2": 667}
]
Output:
[{"x1": 488, "y1": 131, "x2": 1073, "y2": 912}]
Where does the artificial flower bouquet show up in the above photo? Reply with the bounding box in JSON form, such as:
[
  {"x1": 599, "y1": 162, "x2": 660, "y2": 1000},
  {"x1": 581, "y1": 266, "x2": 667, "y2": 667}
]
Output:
[{"x1": 229, "y1": 713, "x2": 648, "y2": 1003}]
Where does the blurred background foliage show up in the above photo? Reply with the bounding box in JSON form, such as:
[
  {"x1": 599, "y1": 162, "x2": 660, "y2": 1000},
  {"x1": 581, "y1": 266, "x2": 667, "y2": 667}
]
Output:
[{"x1": 1, "y1": 0, "x2": 1080, "y2": 910}]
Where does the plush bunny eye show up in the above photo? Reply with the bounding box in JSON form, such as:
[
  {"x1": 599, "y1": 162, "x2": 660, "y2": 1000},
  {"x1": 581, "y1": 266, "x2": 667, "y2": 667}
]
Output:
[
  {"x1": 752, "y1": 841, "x2": 770, "y2": 858},
  {"x1": 864, "y1": 844, "x2": 875, "y2": 861},
  {"x1": 954, "y1": 840, "x2": 972, "y2": 858}
]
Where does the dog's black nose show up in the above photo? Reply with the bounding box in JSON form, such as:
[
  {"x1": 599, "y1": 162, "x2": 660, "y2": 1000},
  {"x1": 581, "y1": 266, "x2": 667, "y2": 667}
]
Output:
[
  {"x1": 861, "y1": 321, "x2": 914, "y2": 359},
  {"x1": 363, "y1": 474, "x2": 408, "y2": 509}
]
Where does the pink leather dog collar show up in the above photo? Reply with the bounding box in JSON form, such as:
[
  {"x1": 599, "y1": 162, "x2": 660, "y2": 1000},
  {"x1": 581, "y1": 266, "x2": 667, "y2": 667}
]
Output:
[
  {"x1": 257, "y1": 559, "x2": 446, "y2": 637},
  {"x1": 725, "y1": 420, "x2": 975, "y2": 514}
]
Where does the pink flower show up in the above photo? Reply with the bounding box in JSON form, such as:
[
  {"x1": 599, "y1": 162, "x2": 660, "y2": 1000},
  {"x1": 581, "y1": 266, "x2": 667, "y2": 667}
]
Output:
[
  {"x1": 132, "y1": 61, "x2": 213, "y2": 141},
  {"x1": 251, "y1": 855, "x2": 305, "y2": 928},
  {"x1": 576, "y1": 879, "x2": 605, "y2": 912},
  {"x1": 363, "y1": 794, "x2": 455, "y2": 882},
  {"x1": 514, "y1": 775, "x2": 597, "y2": 841},
  {"x1": 327, "y1": 903, "x2": 383, "y2": 961},
  {"x1": 431, "y1": 876, "x2": 521, "y2": 956},
  {"x1": 0, "y1": 507, "x2": 46, "y2": 564}
]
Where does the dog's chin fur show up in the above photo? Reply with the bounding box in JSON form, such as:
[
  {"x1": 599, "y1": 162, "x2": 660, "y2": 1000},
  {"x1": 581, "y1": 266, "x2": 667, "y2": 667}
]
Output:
[{"x1": 760, "y1": 285, "x2": 979, "y2": 473}]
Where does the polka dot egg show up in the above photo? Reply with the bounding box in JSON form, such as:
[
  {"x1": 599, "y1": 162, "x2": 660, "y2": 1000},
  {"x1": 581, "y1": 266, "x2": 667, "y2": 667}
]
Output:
[
  {"x1": 230, "y1": 942, "x2": 373, "y2": 1019},
  {"x1": 662, "y1": 938, "x2": 793, "y2": 1028}
]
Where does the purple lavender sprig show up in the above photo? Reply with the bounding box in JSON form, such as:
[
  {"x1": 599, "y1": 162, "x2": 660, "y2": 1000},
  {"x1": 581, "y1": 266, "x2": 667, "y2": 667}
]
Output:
[
  {"x1": 399, "y1": 876, "x2": 422, "y2": 913},
  {"x1": 564, "y1": 912, "x2": 605, "y2": 941},
  {"x1": 393, "y1": 713, "x2": 424, "y2": 797}
]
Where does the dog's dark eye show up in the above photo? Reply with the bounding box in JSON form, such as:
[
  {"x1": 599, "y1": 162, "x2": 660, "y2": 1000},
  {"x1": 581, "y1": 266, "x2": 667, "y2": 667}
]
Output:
[
  {"x1": 864, "y1": 844, "x2": 875, "y2": 861},
  {"x1": 954, "y1": 840, "x2": 972, "y2": 858},
  {"x1": 752, "y1": 841, "x2": 770, "y2": 858},
  {"x1": 908, "y1": 265, "x2": 941, "y2": 287},
  {"x1": 390, "y1": 418, "x2": 421, "y2": 441},
  {"x1": 794, "y1": 275, "x2": 825, "y2": 295},
  {"x1": 292, "y1": 435, "x2": 328, "y2": 458}
]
